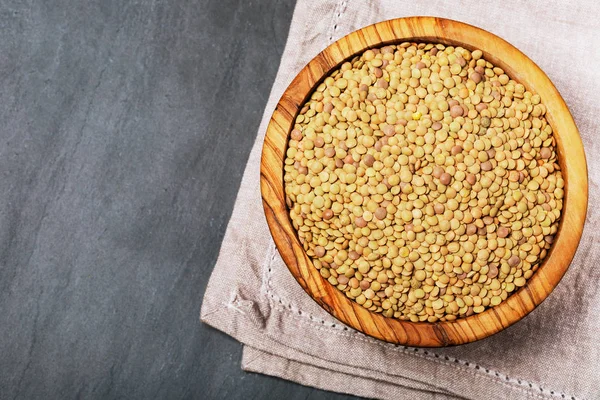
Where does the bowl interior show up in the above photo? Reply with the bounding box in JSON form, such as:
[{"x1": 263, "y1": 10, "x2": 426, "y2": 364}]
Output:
[{"x1": 260, "y1": 17, "x2": 587, "y2": 346}]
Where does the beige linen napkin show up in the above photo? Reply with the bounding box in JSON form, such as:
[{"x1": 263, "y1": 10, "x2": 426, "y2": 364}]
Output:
[{"x1": 201, "y1": 1, "x2": 600, "y2": 399}]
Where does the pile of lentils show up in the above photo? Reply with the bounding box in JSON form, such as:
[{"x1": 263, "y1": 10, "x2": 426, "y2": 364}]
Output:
[{"x1": 283, "y1": 42, "x2": 563, "y2": 322}]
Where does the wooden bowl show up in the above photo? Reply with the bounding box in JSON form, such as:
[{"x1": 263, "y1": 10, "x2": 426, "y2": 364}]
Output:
[{"x1": 260, "y1": 17, "x2": 588, "y2": 346}]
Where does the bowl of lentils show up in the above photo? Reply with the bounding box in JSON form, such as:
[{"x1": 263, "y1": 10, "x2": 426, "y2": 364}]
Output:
[{"x1": 260, "y1": 17, "x2": 587, "y2": 346}]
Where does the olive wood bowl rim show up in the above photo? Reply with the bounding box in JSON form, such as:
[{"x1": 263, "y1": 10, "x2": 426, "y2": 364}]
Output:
[{"x1": 260, "y1": 16, "x2": 588, "y2": 347}]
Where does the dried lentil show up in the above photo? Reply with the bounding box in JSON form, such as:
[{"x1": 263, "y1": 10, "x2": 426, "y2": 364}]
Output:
[{"x1": 283, "y1": 43, "x2": 563, "y2": 322}]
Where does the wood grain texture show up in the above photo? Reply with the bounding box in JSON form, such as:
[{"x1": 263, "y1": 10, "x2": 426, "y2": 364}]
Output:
[{"x1": 260, "y1": 17, "x2": 588, "y2": 347}]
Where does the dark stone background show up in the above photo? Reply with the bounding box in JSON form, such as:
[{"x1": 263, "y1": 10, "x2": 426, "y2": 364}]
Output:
[{"x1": 0, "y1": 0, "x2": 357, "y2": 398}]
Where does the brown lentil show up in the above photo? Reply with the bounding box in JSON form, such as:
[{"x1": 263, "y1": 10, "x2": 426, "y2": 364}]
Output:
[{"x1": 284, "y1": 42, "x2": 563, "y2": 322}]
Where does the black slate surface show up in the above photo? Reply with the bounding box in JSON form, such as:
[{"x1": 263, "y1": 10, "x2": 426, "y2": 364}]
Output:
[{"x1": 0, "y1": 1, "x2": 359, "y2": 399}]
